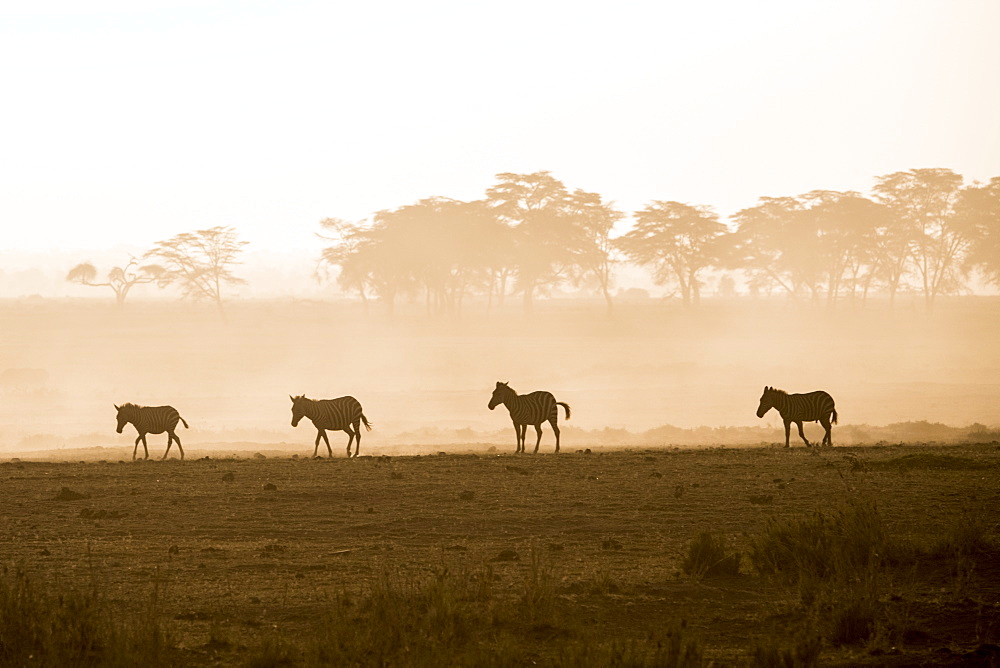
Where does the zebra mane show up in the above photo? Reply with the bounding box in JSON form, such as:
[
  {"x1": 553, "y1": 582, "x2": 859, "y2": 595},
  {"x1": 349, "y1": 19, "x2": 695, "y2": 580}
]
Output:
[
  {"x1": 119, "y1": 402, "x2": 141, "y2": 410},
  {"x1": 767, "y1": 387, "x2": 788, "y2": 396}
]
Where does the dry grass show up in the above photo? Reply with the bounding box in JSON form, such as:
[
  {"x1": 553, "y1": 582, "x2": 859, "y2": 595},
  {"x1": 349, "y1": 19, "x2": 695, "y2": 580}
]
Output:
[{"x1": 0, "y1": 443, "x2": 998, "y2": 665}]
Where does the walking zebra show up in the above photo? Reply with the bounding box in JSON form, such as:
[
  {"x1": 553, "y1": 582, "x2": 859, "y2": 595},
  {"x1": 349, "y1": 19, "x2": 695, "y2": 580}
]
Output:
[
  {"x1": 114, "y1": 403, "x2": 188, "y2": 461},
  {"x1": 756, "y1": 386, "x2": 838, "y2": 448},
  {"x1": 488, "y1": 381, "x2": 571, "y2": 454},
  {"x1": 290, "y1": 395, "x2": 372, "y2": 458}
]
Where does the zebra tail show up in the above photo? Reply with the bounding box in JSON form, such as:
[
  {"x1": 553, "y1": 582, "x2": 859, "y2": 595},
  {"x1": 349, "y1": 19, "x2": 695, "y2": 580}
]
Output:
[
  {"x1": 361, "y1": 414, "x2": 373, "y2": 431},
  {"x1": 831, "y1": 409, "x2": 838, "y2": 425},
  {"x1": 557, "y1": 402, "x2": 571, "y2": 420},
  {"x1": 179, "y1": 416, "x2": 189, "y2": 429}
]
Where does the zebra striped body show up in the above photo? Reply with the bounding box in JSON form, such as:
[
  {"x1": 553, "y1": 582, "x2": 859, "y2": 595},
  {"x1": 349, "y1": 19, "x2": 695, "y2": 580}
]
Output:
[
  {"x1": 115, "y1": 403, "x2": 188, "y2": 460},
  {"x1": 488, "y1": 381, "x2": 571, "y2": 454},
  {"x1": 756, "y1": 386, "x2": 838, "y2": 447},
  {"x1": 290, "y1": 395, "x2": 372, "y2": 458}
]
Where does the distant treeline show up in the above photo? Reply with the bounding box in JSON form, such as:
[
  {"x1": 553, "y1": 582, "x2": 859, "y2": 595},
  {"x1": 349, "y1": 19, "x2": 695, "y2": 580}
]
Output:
[
  {"x1": 318, "y1": 169, "x2": 1000, "y2": 313},
  {"x1": 55, "y1": 168, "x2": 1000, "y2": 312}
]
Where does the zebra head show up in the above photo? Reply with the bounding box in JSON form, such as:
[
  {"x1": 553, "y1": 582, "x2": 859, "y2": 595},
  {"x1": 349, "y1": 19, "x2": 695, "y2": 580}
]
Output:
[
  {"x1": 114, "y1": 403, "x2": 134, "y2": 433},
  {"x1": 756, "y1": 386, "x2": 776, "y2": 418},
  {"x1": 290, "y1": 395, "x2": 308, "y2": 427},
  {"x1": 488, "y1": 382, "x2": 511, "y2": 410}
]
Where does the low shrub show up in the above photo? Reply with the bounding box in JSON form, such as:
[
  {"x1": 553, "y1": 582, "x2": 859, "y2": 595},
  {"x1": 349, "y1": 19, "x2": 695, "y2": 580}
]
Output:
[
  {"x1": 750, "y1": 632, "x2": 822, "y2": 667},
  {"x1": 0, "y1": 565, "x2": 172, "y2": 667},
  {"x1": 748, "y1": 500, "x2": 884, "y2": 583},
  {"x1": 682, "y1": 532, "x2": 741, "y2": 579}
]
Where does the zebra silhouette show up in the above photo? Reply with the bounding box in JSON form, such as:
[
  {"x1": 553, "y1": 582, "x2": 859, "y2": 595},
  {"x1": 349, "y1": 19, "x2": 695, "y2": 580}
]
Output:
[
  {"x1": 488, "y1": 381, "x2": 571, "y2": 454},
  {"x1": 756, "y1": 386, "x2": 838, "y2": 447},
  {"x1": 290, "y1": 395, "x2": 372, "y2": 458},
  {"x1": 114, "y1": 403, "x2": 188, "y2": 460}
]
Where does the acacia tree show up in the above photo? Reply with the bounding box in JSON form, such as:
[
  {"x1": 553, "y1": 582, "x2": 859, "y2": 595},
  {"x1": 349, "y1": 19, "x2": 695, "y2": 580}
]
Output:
[
  {"x1": 317, "y1": 218, "x2": 371, "y2": 308},
  {"x1": 144, "y1": 226, "x2": 247, "y2": 317},
  {"x1": 730, "y1": 197, "x2": 807, "y2": 298},
  {"x1": 798, "y1": 190, "x2": 887, "y2": 306},
  {"x1": 486, "y1": 171, "x2": 591, "y2": 312},
  {"x1": 959, "y1": 176, "x2": 1000, "y2": 287},
  {"x1": 317, "y1": 201, "x2": 512, "y2": 315},
  {"x1": 873, "y1": 168, "x2": 972, "y2": 308},
  {"x1": 65, "y1": 257, "x2": 162, "y2": 307},
  {"x1": 617, "y1": 201, "x2": 728, "y2": 306},
  {"x1": 566, "y1": 189, "x2": 623, "y2": 314}
]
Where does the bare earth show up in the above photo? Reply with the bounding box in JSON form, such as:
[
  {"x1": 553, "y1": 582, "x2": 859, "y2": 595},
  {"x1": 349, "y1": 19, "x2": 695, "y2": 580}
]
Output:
[{"x1": 1, "y1": 442, "x2": 998, "y2": 665}]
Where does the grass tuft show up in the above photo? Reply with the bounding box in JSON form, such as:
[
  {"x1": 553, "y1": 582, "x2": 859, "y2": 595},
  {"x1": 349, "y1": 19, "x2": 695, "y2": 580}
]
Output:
[
  {"x1": 682, "y1": 532, "x2": 741, "y2": 579},
  {"x1": 750, "y1": 632, "x2": 822, "y2": 667},
  {"x1": 748, "y1": 499, "x2": 884, "y2": 583},
  {"x1": 0, "y1": 564, "x2": 172, "y2": 667}
]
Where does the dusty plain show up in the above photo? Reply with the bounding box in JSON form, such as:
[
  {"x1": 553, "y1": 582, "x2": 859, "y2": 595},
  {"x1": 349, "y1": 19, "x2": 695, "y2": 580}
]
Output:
[
  {"x1": 1, "y1": 443, "x2": 999, "y2": 665},
  {"x1": 1, "y1": 297, "x2": 999, "y2": 664}
]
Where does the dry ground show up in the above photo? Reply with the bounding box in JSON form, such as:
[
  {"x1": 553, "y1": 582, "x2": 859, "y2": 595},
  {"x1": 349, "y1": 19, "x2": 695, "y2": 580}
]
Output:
[{"x1": 2, "y1": 442, "x2": 999, "y2": 665}]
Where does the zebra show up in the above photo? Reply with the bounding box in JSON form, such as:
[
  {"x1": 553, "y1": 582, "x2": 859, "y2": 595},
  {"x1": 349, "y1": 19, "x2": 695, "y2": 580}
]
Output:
[
  {"x1": 488, "y1": 381, "x2": 571, "y2": 454},
  {"x1": 114, "y1": 403, "x2": 188, "y2": 461},
  {"x1": 290, "y1": 395, "x2": 372, "y2": 458},
  {"x1": 755, "y1": 386, "x2": 838, "y2": 448}
]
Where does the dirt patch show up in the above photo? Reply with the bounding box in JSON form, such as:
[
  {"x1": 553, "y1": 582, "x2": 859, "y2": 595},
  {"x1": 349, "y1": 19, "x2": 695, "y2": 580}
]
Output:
[{"x1": 0, "y1": 443, "x2": 997, "y2": 665}]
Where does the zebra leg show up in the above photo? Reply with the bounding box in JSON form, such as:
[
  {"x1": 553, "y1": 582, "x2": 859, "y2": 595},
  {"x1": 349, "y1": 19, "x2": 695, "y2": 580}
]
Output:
[
  {"x1": 512, "y1": 423, "x2": 522, "y2": 453},
  {"x1": 133, "y1": 435, "x2": 141, "y2": 461},
  {"x1": 344, "y1": 425, "x2": 357, "y2": 458},
  {"x1": 319, "y1": 429, "x2": 333, "y2": 458},
  {"x1": 795, "y1": 421, "x2": 810, "y2": 447},
  {"x1": 355, "y1": 422, "x2": 363, "y2": 456},
  {"x1": 141, "y1": 434, "x2": 150, "y2": 460},
  {"x1": 820, "y1": 416, "x2": 832, "y2": 446},
  {"x1": 550, "y1": 418, "x2": 560, "y2": 453},
  {"x1": 175, "y1": 431, "x2": 185, "y2": 459},
  {"x1": 783, "y1": 421, "x2": 791, "y2": 448},
  {"x1": 532, "y1": 424, "x2": 543, "y2": 454},
  {"x1": 313, "y1": 430, "x2": 323, "y2": 458},
  {"x1": 519, "y1": 424, "x2": 528, "y2": 453},
  {"x1": 162, "y1": 432, "x2": 173, "y2": 460}
]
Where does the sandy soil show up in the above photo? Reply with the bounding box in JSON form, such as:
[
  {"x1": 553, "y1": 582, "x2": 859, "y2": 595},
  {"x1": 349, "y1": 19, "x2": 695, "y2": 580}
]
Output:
[{"x1": 1, "y1": 442, "x2": 998, "y2": 665}]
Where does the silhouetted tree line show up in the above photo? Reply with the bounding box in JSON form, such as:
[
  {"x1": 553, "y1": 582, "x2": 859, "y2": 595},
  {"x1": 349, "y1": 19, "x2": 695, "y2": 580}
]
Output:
[
  {"x1": 67, "y1": 226, "x2": 246, "y2": 315},
  {"x1": 318, "y1": 168, "x2": 1000, "y2": 312},
  {"x1": 63, "y1": 170, "x2": 999, "y2": 314}
]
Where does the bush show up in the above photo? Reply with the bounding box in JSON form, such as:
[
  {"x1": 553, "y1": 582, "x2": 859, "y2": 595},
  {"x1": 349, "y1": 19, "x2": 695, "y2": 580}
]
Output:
[
  {"x1": 682, "y1": 532, "x2": 741, "y2": 579},
  {"x1": 559, "y1": 621, "x2": 703, "y2": 667},
  {"x1": 748, "y1": 500, "x2": 884, "y2": 583},
  {"x1": 750, "y1": 633, "x2": 822, "y2": 667},
  {"x1": 931, "y1": 506, "x2": 994, "y2": 557},
  {"x1": 0, "y1": 565, "x2": 172, "y2": 667}
]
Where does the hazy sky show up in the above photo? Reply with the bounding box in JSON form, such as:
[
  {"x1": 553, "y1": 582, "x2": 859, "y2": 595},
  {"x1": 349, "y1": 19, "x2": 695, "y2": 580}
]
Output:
[{"x1": 2, "y1": 0, "x2": 999, "y2": 254}]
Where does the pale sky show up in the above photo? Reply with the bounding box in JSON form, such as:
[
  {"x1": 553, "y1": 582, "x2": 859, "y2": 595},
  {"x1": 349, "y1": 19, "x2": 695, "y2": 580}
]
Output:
[{"x1": 2, "y1": 0, "x2": 999, "y2": 254}]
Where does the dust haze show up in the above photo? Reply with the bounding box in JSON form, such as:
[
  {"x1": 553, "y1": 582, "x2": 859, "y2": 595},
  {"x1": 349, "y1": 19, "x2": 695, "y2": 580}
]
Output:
[{"x1": 2, "y1": 293, "x2": 997, "y2": 459}]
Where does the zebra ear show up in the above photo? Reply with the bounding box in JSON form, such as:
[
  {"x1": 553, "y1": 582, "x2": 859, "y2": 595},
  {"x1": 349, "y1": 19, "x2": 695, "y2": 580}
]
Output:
[
  {"x1": 114, "y1": 404, "x2": 119, "y2": 410},
  {"x1": 289, "y1": 395, "x2": 294, "y2": 402}
]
